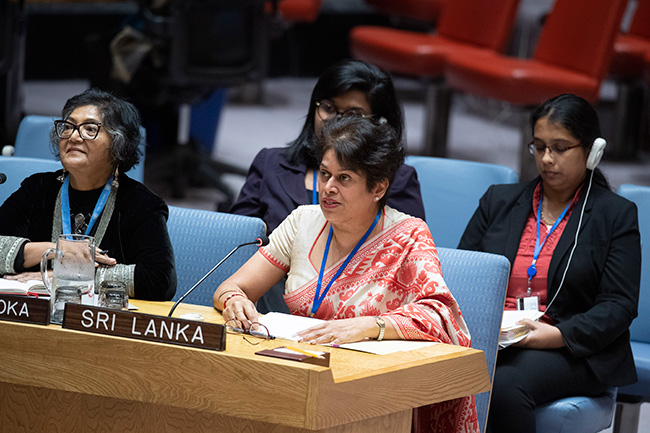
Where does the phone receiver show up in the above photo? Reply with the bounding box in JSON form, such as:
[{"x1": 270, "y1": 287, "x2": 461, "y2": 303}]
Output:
[{"x1": 586, "y1": 138, "x2": 606, "y2": 170}]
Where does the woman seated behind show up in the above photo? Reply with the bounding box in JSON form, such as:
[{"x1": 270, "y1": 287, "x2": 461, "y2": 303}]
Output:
[
  {"x1": 230, "y1": 58, "x2": 425, "y2": 234},
  {"x1": 215, "y1": 115, "x2": 478, "y2": 433},
  {"x1": 0, "y1": 88, "x2": 176, "y2": 301},
  {"x1": 458, "y1": 94, "x2": 640, "y2": 433}
]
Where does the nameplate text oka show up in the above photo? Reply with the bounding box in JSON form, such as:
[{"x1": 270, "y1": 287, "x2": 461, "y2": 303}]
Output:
[{"x1": 0, "y1": 294, "x2": 49, "y2": 325}]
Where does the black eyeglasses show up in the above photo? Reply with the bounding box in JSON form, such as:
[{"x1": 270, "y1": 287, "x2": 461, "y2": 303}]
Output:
[
  {"x1": 54, "y1": 120, "x2": 102, "y2": 140},
  {"x1": 528, "y1": 141, "x2": 581, "y2": 157},
  {"x1": 225, "y1": 319, "x2": 274, "y2": 345},
  {"x1": 315, "y1": 100, "x2": 372, "y2": 121}
]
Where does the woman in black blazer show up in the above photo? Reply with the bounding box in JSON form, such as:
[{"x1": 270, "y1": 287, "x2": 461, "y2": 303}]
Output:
[{"x1": 458, "y1": 94, "x2": 640, "y2": 433}]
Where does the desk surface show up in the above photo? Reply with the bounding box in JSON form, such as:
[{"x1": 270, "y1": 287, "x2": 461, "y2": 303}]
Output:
[{"x1": 0, "y1": 300, "x2": 490, "y2": 432}]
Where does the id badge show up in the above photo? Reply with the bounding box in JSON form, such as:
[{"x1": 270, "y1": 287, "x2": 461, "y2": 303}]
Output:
[{"x1": 517, "y1": 295, "x2": 539, "y2": 311}]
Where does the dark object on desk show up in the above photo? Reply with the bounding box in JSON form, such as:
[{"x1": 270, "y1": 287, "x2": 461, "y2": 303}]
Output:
[
  {"x1": 130, "y1": 0, "x2": 269, "y2": 210},
  {"x1": 256, "y1": 346, "x2": 330, "y2": 367}
]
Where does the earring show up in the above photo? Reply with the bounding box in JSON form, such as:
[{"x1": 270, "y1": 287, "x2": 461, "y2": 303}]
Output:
[
  {"x1": 57, "y1": 169, "x2": 67, "y2": 183},
  {"x1": 112, "y1": 167, "x2": 119, "y2": 188},
  {"x1": 374, "y1": 196, "x2": 380, "y2": 202}
]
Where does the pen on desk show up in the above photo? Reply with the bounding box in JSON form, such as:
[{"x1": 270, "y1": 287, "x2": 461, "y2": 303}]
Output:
[{"x1": 285, "y1": 346, "x2": 326, "y2": 359}]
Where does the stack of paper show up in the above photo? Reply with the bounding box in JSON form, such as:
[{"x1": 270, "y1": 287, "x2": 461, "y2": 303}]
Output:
[
  {"x1": 0, "y1": 278, "x2": 49, "y2": 296},
  {"x1": 499, "y1": 310, "x2": 543, "y2": 349}
]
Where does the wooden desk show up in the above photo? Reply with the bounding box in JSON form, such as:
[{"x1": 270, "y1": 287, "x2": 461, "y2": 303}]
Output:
[{"x1": 0, "y1": 301, "x2": 490, "y2": 432}]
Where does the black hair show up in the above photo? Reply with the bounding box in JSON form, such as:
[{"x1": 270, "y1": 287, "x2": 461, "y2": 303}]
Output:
[
  {"x1": 530, "y1": 93, "x2": 610, "y2": 189},
  {"x1": 50, "y1": 88, "x2": 143, "y2": 173},
  {"x1": 315, "y1": 116, "x2": 404, "y2": 208},
  {"x1": 285, "y1": 59, "x2": 404, "y2": 168}
]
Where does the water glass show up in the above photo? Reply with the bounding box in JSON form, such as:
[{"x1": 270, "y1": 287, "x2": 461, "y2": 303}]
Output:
[
  {"x1": 99, "y1": 281, "x2": 128, "y2": 310},
  {"x1": 51, "y1": 286, "x2": 82, "y2": 325}
]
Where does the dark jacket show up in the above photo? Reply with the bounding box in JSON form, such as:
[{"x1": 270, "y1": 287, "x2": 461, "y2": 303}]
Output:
[
  {"x1": 458, "y1": 178, "x2": 640, "y2": 387},
  {"x1": 230, "y1": 147, "x2": 426, "y2": 233},
  {"x1": 0, "y1": 171, "x2": 176, "y2": 301}
]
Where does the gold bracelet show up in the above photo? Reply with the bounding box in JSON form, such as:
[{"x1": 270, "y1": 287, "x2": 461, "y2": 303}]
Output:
[{"x1": 375, "y1": 316, "x2": 385, "y2": 341}]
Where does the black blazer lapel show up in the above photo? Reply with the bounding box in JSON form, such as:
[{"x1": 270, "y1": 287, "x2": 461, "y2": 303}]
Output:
[{"x1": 278, "y1": 158, "x2": 310, "y2": 207}]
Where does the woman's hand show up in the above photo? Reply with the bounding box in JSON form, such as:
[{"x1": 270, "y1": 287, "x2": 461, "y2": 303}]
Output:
[
  {"x1": 513, "y1": 319, "x2": 565, "y2": 349},
  {"x1": 3, "y1": 271, "x2": 50, "y2": 283},
  {"x1": 95, "y1": 248, "x2": 117, "y2": 266},
  {"x1": 221, "y1": 295, "x2": 260, "y2": 330},
  {"x1": 297, "y1": 316, "x2": 379, "y2": 345}
]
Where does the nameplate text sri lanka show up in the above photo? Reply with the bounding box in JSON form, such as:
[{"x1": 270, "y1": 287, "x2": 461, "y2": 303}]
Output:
[
  {"x1": 63, "y1": 304, "x2": 226, "y2": 351},
  {"x1": 0, "y1": 294, "x2": 49, "y2": 325}
]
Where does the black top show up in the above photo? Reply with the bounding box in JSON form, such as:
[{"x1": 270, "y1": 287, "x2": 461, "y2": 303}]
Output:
[
  {"x1": 0, "y1": 171, "x2": 177, "y2": 301},
  {"x1": 458, "y1": 178, "x2": 641, "y2": 387},
  {"x1": 230, "y1": 147, "x2": 426, "y2": 233}
]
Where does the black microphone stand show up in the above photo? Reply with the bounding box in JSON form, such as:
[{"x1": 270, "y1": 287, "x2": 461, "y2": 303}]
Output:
[{"x1": 168, "y1": 236, "x2": 268, "y2": 317}]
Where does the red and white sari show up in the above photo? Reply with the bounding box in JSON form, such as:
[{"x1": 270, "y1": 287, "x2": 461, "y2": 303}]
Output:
[{"x1": 261, "y1": 205, "x2": 479, "y2": 433}]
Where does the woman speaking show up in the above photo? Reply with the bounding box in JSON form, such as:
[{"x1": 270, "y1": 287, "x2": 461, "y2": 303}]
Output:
[{"x1": 215, "y1": 115, "x2": 478, "y2": 433}]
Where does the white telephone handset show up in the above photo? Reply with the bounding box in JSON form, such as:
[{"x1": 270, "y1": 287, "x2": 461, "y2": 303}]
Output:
[{"x1": 586, "y1": 137, "x2": 606, "y2": 170}]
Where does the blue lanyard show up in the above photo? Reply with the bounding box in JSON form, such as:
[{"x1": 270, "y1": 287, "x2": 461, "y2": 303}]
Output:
[
  {"x1": 312, "y1": 169, "x2": 318, "y2": 205},
  {"x1": 61, "y1": 175, "x2": 113, "y2": 236},
  {"x1": 526, "y1": 194, "x2": 571, "y2": 283},
  {"x1": 310, "y1": 209, "x2": 382, "y2": 317}
]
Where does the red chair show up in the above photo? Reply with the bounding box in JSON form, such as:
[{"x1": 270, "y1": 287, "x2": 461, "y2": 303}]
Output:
[
  {"x1": 350, "y1": 0, "x2": 520, "y2": 156},
  {"x1": 611, "y1": 0, "x2": 650, "y2": 79},
  {"x1": 274, "y1": 0, "x2": 322, "y2": 23},
  {"x1": 444, "y1": 0, "x2": 628, "y2": 179},
  {"x1": 609, "y1": 0, "x2": 650, "y2": 159}
]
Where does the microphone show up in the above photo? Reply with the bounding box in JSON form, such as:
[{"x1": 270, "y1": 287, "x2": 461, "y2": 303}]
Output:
[
  {"x1": 167, "y1": 235, "x2": 269, "y2": 317},
  {"x1": 0, "y1": 173, "x2": 6, "y2": 184}
]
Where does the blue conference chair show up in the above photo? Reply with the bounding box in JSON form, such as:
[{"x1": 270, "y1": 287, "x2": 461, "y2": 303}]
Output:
[
  {"x1": 405, "y1": 156, "x2": 518, "y2": 248},
  {"x1": 437, "y1": 247, "x2": 510, "y2": 433},
  {"x1": 0, "y1": 156, "x2": 62, "y2": 206},
  {"x1": 12, "y1": 115, "x2": 147, "y2": 183},
  {"x1": 167, "y1": 206, "x2": 266, "y2": 308},
  {"x1": 613, "y1": 184, "x2": 650, "y2": 433},
  {"x1": 536, "y1": 387, "x2": 618, "y2": 433}
]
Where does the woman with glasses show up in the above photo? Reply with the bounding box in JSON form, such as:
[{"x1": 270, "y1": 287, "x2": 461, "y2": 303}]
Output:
[
  {"x1": 215, "y1": 115, "x2": 478, "y2": 433},
  {"x1": 458, "y1": 94, "x2": 641, "y2": 433},
  {"x1": 0, "y1": 88, "x2": 176, "y2": 301},
  {"x1": 232, "y1": 59, "x2": 425, "y2": 314},
  {"x1": 230, "y1": 59, "x2": 425, "y2": 234}
]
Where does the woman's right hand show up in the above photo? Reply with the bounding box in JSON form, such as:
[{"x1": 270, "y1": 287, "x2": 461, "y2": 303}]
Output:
[{"x1": 221, "y1": 295, "x2": 260, "y2": 330}]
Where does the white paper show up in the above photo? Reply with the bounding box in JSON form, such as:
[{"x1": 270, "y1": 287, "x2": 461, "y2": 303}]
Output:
[
  {"x1": 501, "y1": 310, "x2": 543, "y2": 331},
  {"x1": 0, "y1": 278, "x2": 49, "y2": 296},
  {"x1": 258, "y1": 312, "x2": 438, "y2": 355}
]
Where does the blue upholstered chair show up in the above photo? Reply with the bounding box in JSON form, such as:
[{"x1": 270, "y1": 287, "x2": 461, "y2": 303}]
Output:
[
  {"x1": 437, "y1": 247, "x2": 510, "y2": 433},
  {"x1": 536, "y1": 387, "x2": 618, "y2": 433},
  {"x1": 167, "y1": 206, "x2": 266, "y2": 307},
  {"x1": 0, "y1": 156, "x2": 62, "y2": 206},
  {"x1": 405, "y1": 156, "x2": 518, "y2": 249},
  {"x1": 12, "y1": 115, "x2": 147, "y2": 183},
  {"x1": 613, "y1": 184, "x2": 650, "y2": 433}
]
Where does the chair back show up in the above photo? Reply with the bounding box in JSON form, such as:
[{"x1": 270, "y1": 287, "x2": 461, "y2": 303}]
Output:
[
  {"x1": 437, "y1": 247, "x2": 510, "y2": 433},
  {"x1": 13, "y1": 115, "x2": 147, "y2": 183},
  {"x1": 534, "y1": 0, "x2": 627, "y2": 83},
  {"x1": 275, "y1": 0, "x2": 323, "y2": 23},
  {"x1": 406, "y1": 156, "x2": 519, "y2": 249},
  {"x1": 0, "y1": 156, "x2": 62, "y2": 206},
  {"x1": 616, "y1": 184, "x2": 650, "y2": 344},
  {"x1": 629, "y1": 0, "x2": 650, "y2": 39},
  {"x1": 167, "y1": 206, "x2": 266, "y2": 307},
  {"x1": 437, "y1": 0, "x2": 520, "y2": 51}
]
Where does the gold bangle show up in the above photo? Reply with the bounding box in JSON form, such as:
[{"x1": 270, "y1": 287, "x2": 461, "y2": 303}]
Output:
[{"x1": 375, "y1": 316, "x2": 385, "y2": 341}]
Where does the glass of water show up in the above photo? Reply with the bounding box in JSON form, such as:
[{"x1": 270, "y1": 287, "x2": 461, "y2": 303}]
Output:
[
  {"x1": 99, "y1": 281, "x2": 128, "y2": 310},
  {"x1": 51, "y1": 286, "x2": 82, "y2": 325}
]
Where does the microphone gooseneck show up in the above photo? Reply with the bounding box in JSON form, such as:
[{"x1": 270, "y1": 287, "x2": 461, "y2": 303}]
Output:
[{"x1": 167, "y1": 236, "x2": 269, "y2": 317}]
